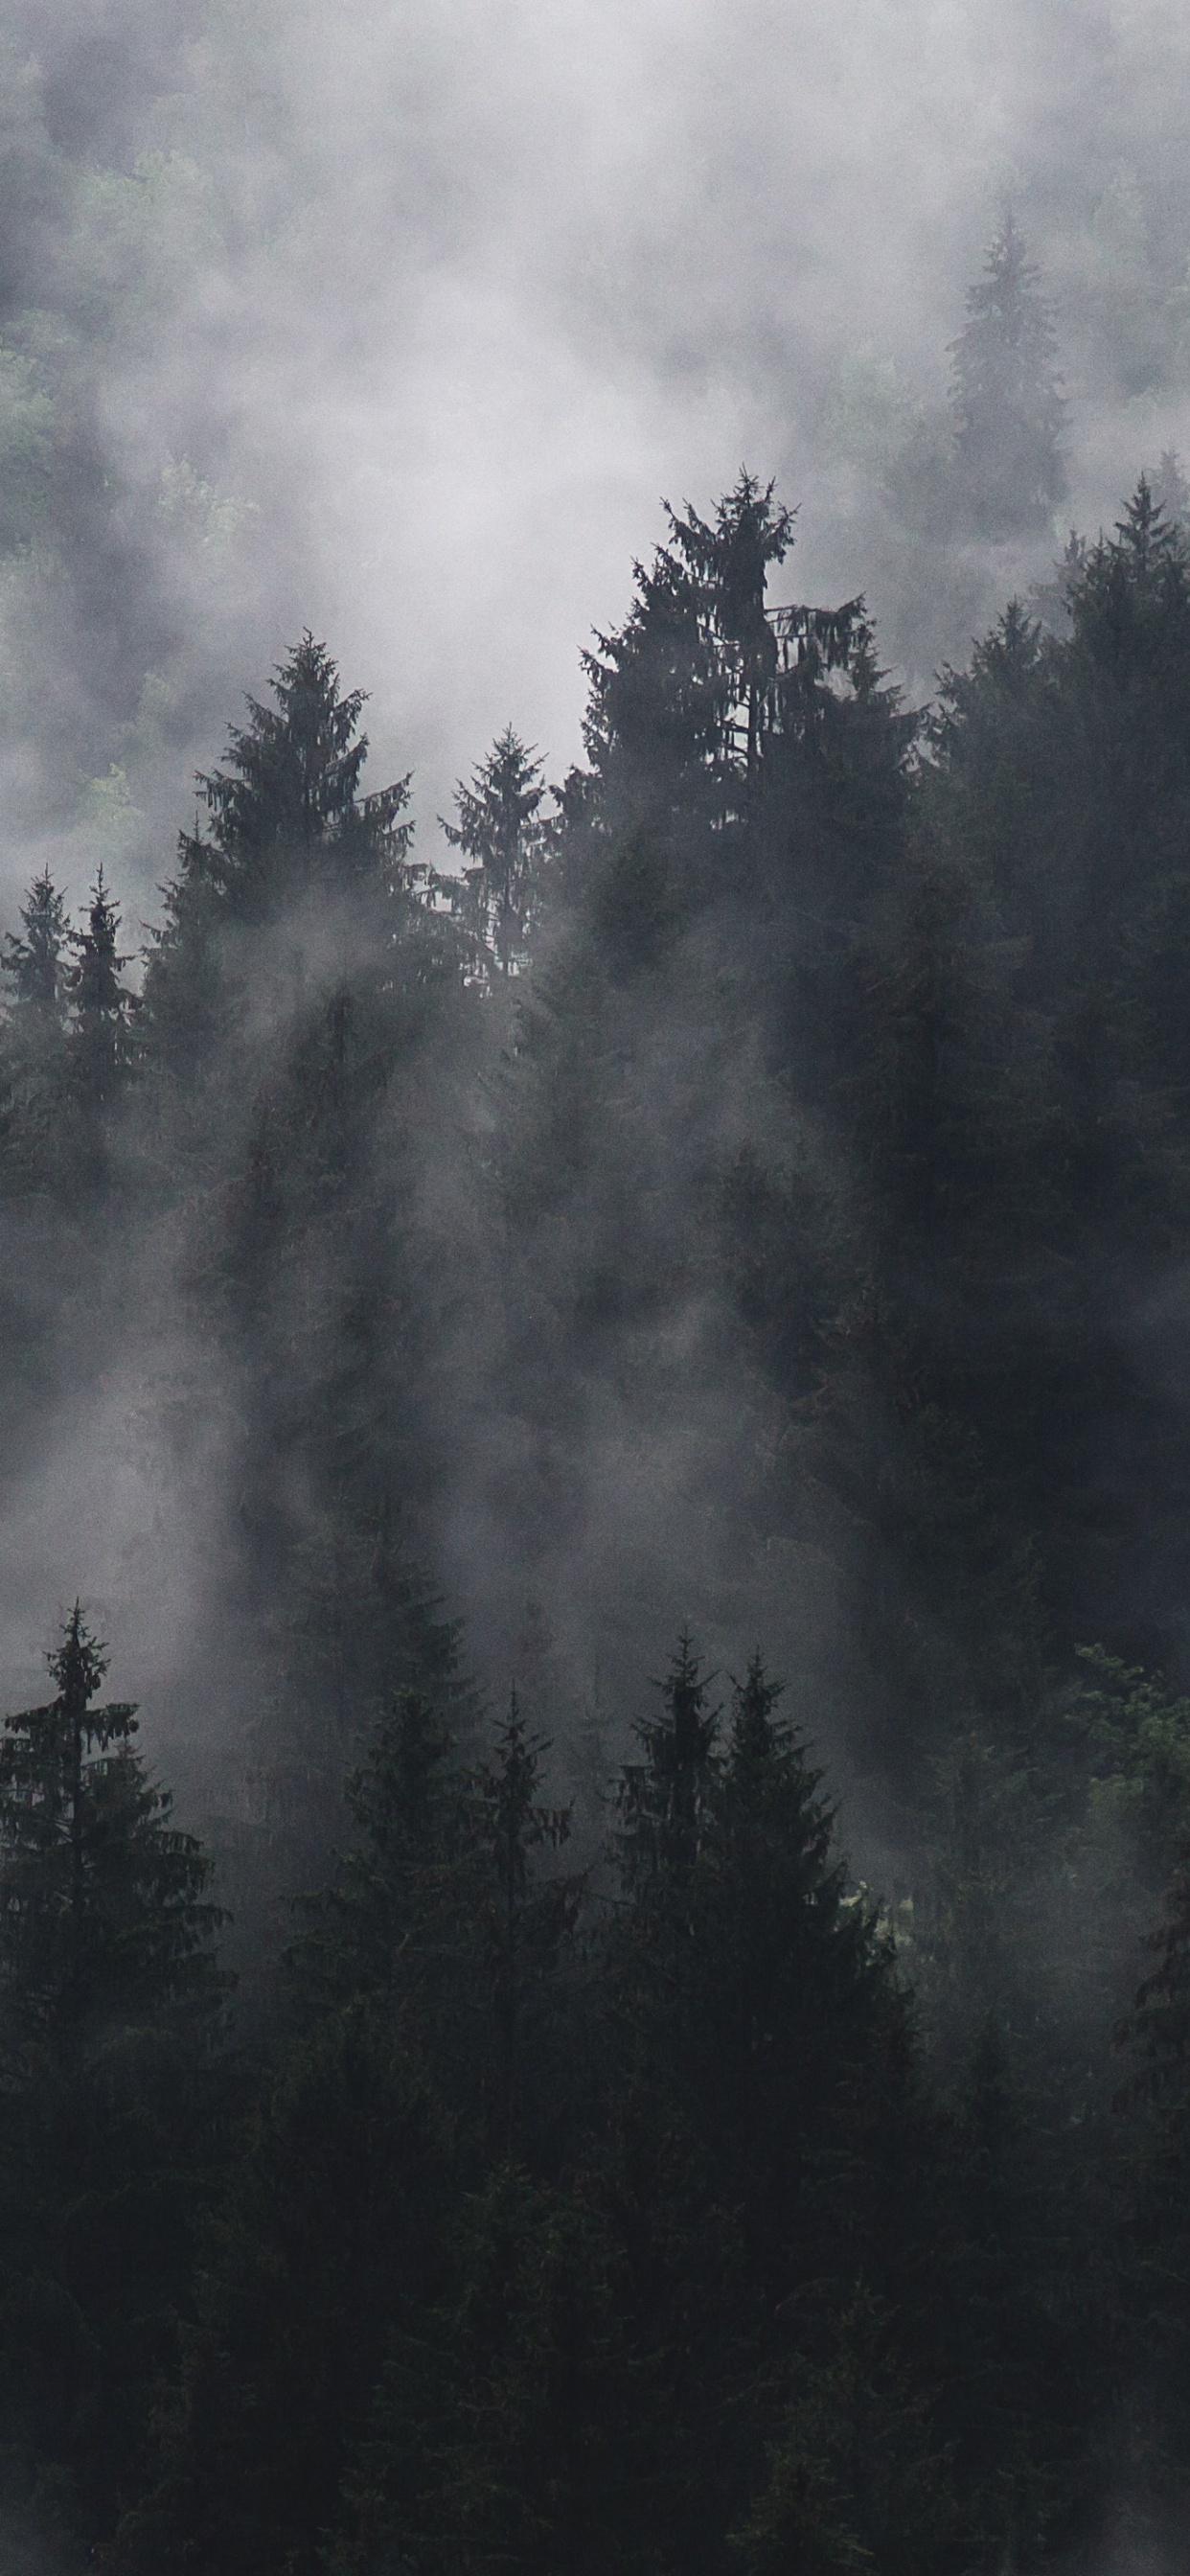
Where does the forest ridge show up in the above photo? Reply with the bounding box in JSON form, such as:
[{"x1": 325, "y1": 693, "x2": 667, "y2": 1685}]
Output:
[{"x1": 4, "y1": 220, "x2": 1190, "y2": 2572}]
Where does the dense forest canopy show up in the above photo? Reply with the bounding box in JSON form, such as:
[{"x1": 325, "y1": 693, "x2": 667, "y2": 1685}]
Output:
[
  {"x1": 4, "y1": 397, "x2": 1190, "y2": 2565},
  {"x1": 9, "y1": 12, "x2": 1190, "y2": 2559}
]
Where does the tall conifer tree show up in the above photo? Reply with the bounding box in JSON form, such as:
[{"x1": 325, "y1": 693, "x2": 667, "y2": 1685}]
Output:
[
  {"x1": 950, "y1": 210, "x2": 1066, "y2": 536},
  {"x1": 438, "y1": 727, "x2": 553, "y2": 982}
]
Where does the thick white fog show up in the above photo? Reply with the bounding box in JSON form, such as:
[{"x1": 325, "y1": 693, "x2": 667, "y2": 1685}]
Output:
[{"x1": 5, "y1": 0, "x2": 1190, "y2": 890}]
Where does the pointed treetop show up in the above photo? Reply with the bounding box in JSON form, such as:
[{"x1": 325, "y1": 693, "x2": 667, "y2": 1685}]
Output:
[
  {"x1": 1151, "y1": 449, "x2": 1190, "y2": 531},
  {"x1": 478, "y1": 1687, "x2": 572, "y2": 1884},
  {"x1": 204, "y1": 634, "x2": 371, "y2": 855},
  {"x1": 143, "y1": 638, "x2": 421, "y2": 1045},
  {"x1": 950, "y1": 208, "x2": 1066, "y2": 534},
  {"x1": 663, "y1": 1628, "x2": 721, "y2": 1776},
  {"x1": 615, "y1": 1632, "x2": 721, "y2": 1885},
  {"x1": 2, "y1": 868, "x2": 70, "y2": 1016},
  {"x1": 0, "y1": 1604, "x2": 224, "y2": 2054},
  {"x1": 437, "y1": 726, "x2": 552, "y2": 978},
  {"x1": 669, "y1": 470, "x2": 796, "y2": 653},
  {"x1": 729, "y1": 1649, "x2": 787, "y2": 1772},
  {"x1": 580, "y1": 472, "x2": 882, "y2": 804},
  {"x1": 42, "y1": 1598, "x2": 138, "y2": 1754},
  {"x1": 1116, "y1": 472, "x2": 1184, "y2": 577},
  {"x1": 1066, "y1": 472, "x2": 1190, "y2": 667},
  {"x1": 67, "y1": 864, "x2": 136, "y2": 1097},
  {"x1": 182, "y1": 632, "x2": 414, "y2": 914},
  {"x1": 963, "y1": 205, "x2": 1038, "y2": 322}
]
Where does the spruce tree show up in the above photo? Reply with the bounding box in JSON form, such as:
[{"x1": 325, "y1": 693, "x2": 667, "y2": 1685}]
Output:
[
  {"x1": 114, "y1": 1688, "x2": 582, "y2": 2576},
  {"x1": 187, "y1": 632, "x2": 414, "y2": 905},
  {"x1": 600, "y1": 1644, "x2": 922, "y2": 2573},
  {"x1": 1150, "y1": 448, "x2": 1190, "y2": 533},
  {"x1": 0, "y1": 867, "x2": 72, "y2": 1191},
  {"x1": 135, "y1": 641, "x2": 479, "y2": 1927},
  {"x1": 283, "y1": 1676, "x2": 481, "y2": 2104},
  {"x1": 65, "y1": 865, "x2": 135, "y2": 1110},
  {"x1": 0, "y1": 1599, "x2": 139, "y2": 2056},
  {"x1": 2, "y1": 868, "x2": 69, "y2": 1020},
  {"x1": 950, "y1": 210, "x2": 1066, "y2": 537},
  {"x1": 613, "y1": 1630, "x2": 720, "y2": 1889},
  {"x1": 141, "y1": 633, "x2": 423, "y2": 1074},
  {"x1": 668, "y1": 472, "x2": 795, "y2": 774},
  {"x1": 581, "y1": 468, "x2": 804, "y2": 819},
  {"x1": 438, "y1": 726, "x2": 553, "y2": 982},
  {"x1": 0, "y1": 1603, "x2": 223, "y2": 2058},
  {"x1": 469, "y1": 1690, "x2": 577, "y2": 2154},
  {"x1": 0, "y1": 1609, "x2": 227, "y2": 2541}
]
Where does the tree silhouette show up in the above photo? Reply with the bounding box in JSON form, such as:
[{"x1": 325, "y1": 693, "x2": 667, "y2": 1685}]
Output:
[{"x1": 950, "y1": 209, "x2": 1066, "y2": 537}]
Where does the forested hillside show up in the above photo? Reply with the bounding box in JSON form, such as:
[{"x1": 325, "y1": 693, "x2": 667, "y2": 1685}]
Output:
[{"x1": 3, "y1": 426, "x2": 1190, "y2": 2571}]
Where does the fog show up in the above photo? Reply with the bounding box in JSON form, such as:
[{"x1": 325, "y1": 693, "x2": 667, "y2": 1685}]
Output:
[
  {"x1": 6, "y1": 17, "x2": 1190, "y2": 2552},
  {"x1": 3, "y1": 0, "x2": 1190, "y2": 1783},
  {"x1": 5, "y1": 0, "x2": 1190, "y2": 881}
]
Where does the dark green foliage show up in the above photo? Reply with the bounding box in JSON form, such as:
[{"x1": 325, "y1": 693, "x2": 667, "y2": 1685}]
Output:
[
  {"x1": 290, "y1": 1687, "x2": 463, "y2": 2014},
  {"x1": 733, "y1": 2285, "x2": 958, "y2": 2576},
  {"x1": 17, "y1": 462, "x2": 1190, "y2": 2572},
  {"x1": 913, "y1": 482, "x2": 1190, "y2": 1703},
  {"x1": 114, "y1": 1682, "x2": 584, "y2": 2576},
  {"x1": 141, "y1": 632, "x2": 421, "y2": 1079},
  {"x1": 0, "y1": 1604, "x2": 221, "y2": 2057},
  {"x1": 168, "y1": 632, "x2": 414, "y2": 926},
  {"x1": 468, "y1": 1694, "x2": 579, "y2": 2156},
  {"x1": 115, "y1": 2006, "x2": 446, "y2": 2576},
  {"x1": 333, "y1": 2166, "x2": 640, "y2": 2576},
  {"x1": 592, "y1": 1648, "x2": 939, "y2": 2572},
  {"x1": 0, "y1": 1610, "x2": 227, "y2": 2542}
]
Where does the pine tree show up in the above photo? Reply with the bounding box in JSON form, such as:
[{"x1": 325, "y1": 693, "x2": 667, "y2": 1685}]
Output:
[
  {"x1": 0, "y1": 1603, "x2": 224, "y2": 2060},
  {"x1": 668, "y1": 472, "x2": 795, "y2": 774},
  {"x1": 469, "y1": 1691, "x2": 577, "y2": 2154},
  {"x1": 613, "y1": 1631, "x2": 720, "y2": 1889},
  {"x1": 695, "y1": 1654, "x2": 899, "y2": 2288},
  {"x1": 112, "y1": 2000, "x2": 447, "y2": 2576},
  {"x1": 598, "y1": 1645, "x2": 922, "y2": 2573},
  {"x1": 438, "y1": 726, "x2": 554, "y2": 981},
  {"x1": 2, "y1": 868, "x2": 69, "y2": 1020},
  {"x1": 134, "y1": 641, "x2": 480, "y2": 1925},
  {"x1": 141, "y1": 633, "x2": 424, "y2": 1073},
  {"x1": 582, "y1": 469, "x2": 836, "y2": 816},
  {"x1": 732, "y1": 2284, "x2": 957, "y2": 2576},
  {"x1": 0, "y1": 1609, "x2": 228, "y2": 2541},
  {"x1": 286, "y1": 1683, "x2": 468, "y2": 2036},
  {"x1": 0, "y1": 867, "x2": 72, "y2": 1191},
  {"x1": 190, "y1": 632, "x2": 414, "y2": 901},
  {"x1": 65, "y1": 865, "x2": 135, "y2": 1109},
  {"x1": 332, "y1": 2163, "x2": 639, "y2": 2576},
  {"x1": 950, "y1": 210, "x2": 1066, "y2": 537},
  {"x1": 1150, "y1": 448, "x2": 1190, "y2": 533},
  {"x1": 115, "y1": 1690, "x2": 581, "y2": 2576}
]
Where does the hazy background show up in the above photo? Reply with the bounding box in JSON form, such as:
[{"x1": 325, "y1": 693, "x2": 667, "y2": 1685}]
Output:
[{"x1": 5, "y1": 0, "x2": 1190, "y2": 890}]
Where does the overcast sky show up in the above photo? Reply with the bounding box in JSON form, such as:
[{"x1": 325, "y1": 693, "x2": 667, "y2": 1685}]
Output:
[{"x1": 4, "y1": 0, "x2": 1189, "y2": 887}]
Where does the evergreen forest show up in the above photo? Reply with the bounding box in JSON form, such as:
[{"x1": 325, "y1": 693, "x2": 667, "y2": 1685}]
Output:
[{"x1": 7, "y1": 214, "x2": 1190, "y2": 2575}]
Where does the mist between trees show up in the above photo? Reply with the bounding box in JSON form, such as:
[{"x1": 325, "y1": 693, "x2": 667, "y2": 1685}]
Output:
[{"x1": 10, "y1": 214, "x2": 1190, "y2": 2574}]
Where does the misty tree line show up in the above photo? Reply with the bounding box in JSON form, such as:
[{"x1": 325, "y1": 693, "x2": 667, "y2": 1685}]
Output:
[{"x1": 6, "y1": 222, "x2": 1190, "y2": 2570}]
